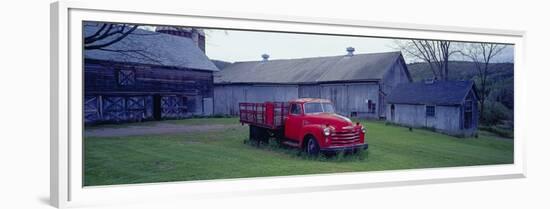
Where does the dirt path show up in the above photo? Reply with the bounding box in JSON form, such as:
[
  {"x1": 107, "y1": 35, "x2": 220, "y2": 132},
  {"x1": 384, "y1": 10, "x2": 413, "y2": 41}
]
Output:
[{"x1": 85, "y1": 123, "x2": 243, "y2": 137}]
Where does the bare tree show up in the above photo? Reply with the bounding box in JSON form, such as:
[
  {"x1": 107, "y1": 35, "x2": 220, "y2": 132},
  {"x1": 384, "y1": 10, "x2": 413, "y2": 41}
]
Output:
[
  {"x1": 461, "y1": 43, "x2": 507, "y2": 121},
  {"x1": 84, "y1": 23, "x2": 162, "y2": 64},
  {"x1": 396, "y1": 40, "x2": 458, "y2": 80},
  {"x1": 85, "y1": 23, "x2": 139, "y2": 50}
]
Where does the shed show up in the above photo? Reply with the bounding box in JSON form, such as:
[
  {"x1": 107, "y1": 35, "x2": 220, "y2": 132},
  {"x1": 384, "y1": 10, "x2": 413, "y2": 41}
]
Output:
[
  {"x1": 214, "y1": 50, "x2": 412, "y2": 118},
  {"x1": 385, "y1": 80, "x2": 479, "y2": 137},
  {"x1": 84, "y1": 23, "x2": 219, "y2": 124}
]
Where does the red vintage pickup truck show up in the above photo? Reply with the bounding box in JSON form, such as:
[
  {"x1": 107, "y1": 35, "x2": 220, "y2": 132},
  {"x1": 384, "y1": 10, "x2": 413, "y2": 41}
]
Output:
[{"x1": 239, "y1": 98, "x2": 368, "y2": 155}]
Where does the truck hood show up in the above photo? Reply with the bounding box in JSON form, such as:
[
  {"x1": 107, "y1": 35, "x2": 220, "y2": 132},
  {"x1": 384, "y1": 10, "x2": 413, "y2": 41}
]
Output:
[{"x1": 304, "y1": 113, "x2": 354, "y2": 128}]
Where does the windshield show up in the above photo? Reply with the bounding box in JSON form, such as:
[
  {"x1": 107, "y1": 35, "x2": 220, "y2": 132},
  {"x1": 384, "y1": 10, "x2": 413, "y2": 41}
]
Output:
[{"x1": 304, "y1": 102, "x2": 335, "y2": 114}]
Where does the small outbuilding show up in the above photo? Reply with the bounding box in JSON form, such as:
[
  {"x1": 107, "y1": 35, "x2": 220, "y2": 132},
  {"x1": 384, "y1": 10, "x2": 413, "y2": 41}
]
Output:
[{"x1": 385, "y1": 80, "x2": 479, "y2": 137}]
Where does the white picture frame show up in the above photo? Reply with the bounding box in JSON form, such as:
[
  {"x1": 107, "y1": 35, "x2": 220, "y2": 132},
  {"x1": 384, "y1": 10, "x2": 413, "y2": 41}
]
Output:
[{"x1": 50, "y1": 1, "x2": 526, "y2": 208}]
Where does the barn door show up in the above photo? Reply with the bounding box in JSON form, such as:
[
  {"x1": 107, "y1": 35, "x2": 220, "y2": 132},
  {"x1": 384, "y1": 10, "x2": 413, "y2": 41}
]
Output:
[
  {"x1": 102, "y1": 96, "x2": 125, "y2": 122},
  {"x1": 101, "y1": 96, "x2": 148, "y2": 122},
  {"x1": 161, "y1": 95, "x2": 188, "y2": 119},
  {"x1": 84, "y1": 96, "x2": 100, "y2": 123},
  {"x1": 153, "y1": 94, "x2": 161, "y2": 120},
  {"x1": 126, "y1": 96, "x2": 146, "y2": 122},
  {"x1": 464, "y1": 100, "x2": 473, "y2": 129},
  {"x1": 390, "y1": 104, "x2": 395, "y2": 121}
]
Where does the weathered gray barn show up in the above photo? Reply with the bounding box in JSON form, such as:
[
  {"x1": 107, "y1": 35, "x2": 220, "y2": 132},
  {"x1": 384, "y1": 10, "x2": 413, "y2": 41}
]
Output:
[
  {"x1": 385, "y1": 80, "x2": 479, "y2": 137},
  {"x1": 84, "y1": 24, "x2": 219, "y2": 124},
  {"x1": 214, "y1": 50, "x2": 412, "y2": 118}
]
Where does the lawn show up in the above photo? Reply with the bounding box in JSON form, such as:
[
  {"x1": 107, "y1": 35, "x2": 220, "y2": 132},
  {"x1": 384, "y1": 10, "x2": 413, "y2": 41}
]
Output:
[{"x1": 84, "y1": 118, "x2": 513, "y2": 186}]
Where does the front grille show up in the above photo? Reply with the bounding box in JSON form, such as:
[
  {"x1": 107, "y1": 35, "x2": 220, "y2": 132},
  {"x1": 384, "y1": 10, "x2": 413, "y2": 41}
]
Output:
[{"x1": 330, "y1": 129, "x2": 361, "y2": 146}]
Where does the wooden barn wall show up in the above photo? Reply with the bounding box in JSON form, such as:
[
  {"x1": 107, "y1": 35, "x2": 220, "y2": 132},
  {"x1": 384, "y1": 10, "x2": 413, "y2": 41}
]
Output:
[
  {"x1": 316, "y1": 83, "x2": 379, "y2": 118},
  {"x1": 85, "y1": 61, "x2": 213, "y2": 96},
  {"x1": 214, "y1": 85, "x2": 299, "y2": 115},
  {"x1": 214, "y1": 83, "x2": 381, "y2": 118},
  {"x1": 434, "y1": 106, "x2": 461, "y2": 132},
  {"x1": 84, "y1": 61, "x2": 214, "y2": 124},
  {"x1": 387, "y1": 104, "x2": 425, "y2": 127},
  {"x1": 388, "y1": 104, "x2": 470, "y2": 136},
  {"x1": 380, "y1": 58, "x2": 412, "y2": 118},
  {"x1": 298, "y1": 85, "x2": 321, "y2": 98}
]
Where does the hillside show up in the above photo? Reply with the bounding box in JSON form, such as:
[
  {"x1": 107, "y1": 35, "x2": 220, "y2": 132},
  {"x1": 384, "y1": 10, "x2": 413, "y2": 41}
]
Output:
[{"x1": 407, "y1": 61, "x2": 514, "y2": 82}]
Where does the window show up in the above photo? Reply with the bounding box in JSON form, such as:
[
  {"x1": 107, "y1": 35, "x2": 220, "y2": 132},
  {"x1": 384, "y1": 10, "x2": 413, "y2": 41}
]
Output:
[
  {"x1": 304, "y1": 102, "x2": 335, "y2": 114},
  {"x1": 304, "y1": 102, "x2": 322, "y2": 114},
  {"x1": 117, "y1": 69, "x2": 135, "y2": 86},
  {"x1": 426, "y1": 105, "x2": 435, "y2": 117},
  {"x1": 322, "y1": 103, "x2": 335, "y2": 113},
  {"x1": 290, "y1": 104, "x2": 302, "y2": 115},
  {"x1": 367, "y1": 100, "x2": 376, "y2": 113}
]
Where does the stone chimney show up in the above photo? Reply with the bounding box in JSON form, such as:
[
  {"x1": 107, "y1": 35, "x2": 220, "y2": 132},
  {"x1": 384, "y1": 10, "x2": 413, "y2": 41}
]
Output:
[
  {"x1": 346, "y1": 47, "x2": 355, "y2": 56},
  {"x1": 261, "y1": 54, "x2": 270, "y2": 62},
  {"x1": 155, "y1": 26, "x2": 206, "y2": 53}
]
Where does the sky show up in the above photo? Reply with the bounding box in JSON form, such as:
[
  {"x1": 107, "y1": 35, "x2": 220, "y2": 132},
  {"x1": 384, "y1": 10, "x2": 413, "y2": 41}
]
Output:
[{"x1": 204, "y1": 29, "x2": 514, "y2": 64}]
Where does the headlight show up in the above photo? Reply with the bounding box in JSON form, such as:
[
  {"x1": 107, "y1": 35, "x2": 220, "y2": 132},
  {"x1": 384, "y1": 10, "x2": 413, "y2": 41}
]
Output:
[
  {"x1": 361, "y1": 127, "x2": 367, "y2": 133},
  {"x1": 323, "y1": 127, "x2": 331, "y2": 136}
]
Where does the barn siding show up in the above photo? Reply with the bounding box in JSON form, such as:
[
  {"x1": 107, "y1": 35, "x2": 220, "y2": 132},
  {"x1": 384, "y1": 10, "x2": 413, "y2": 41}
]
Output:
[
  {"x1": 298, "y1": 85, "x2": 321, "y2": 98},
  {"x1": 214, "y1": 82, "x2": 381, "y2": 118},
  {"x1": 214, "y1": 85, "x2": 299, "y2": 115},
  {"x1": 434, "y1": 106, "x2": 461, "y2": 132},
  {"x1": 85, "y1": 61, "x2": 213, "y2": 96},
  {"x1": 387, "y1": 103, "x2": 476, "y2": 137},
  {"x1": 316, "y1": 83, "x2": 379, "y2": 118},
  {"x1": 319, "y1": 84, "x2": 349, "y2": 115},
  {"x1": 380, "y1": 57, "x2": 412, "y2": 118}
]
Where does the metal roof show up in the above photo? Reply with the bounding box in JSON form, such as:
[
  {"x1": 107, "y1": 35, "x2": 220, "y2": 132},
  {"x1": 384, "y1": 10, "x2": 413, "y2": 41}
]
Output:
[
  {"x1": 214, "y1": 52, "x2": 405, "y2": 84},
  {"x1": 84, "y1": 23, "x2": 219, "y2": 72},
  {"x1": 386, "y1": 80, "x2": 477, "y2": 105}
]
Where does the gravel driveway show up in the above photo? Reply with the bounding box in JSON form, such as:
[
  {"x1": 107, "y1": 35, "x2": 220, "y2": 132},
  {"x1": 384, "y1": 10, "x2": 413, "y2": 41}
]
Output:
[{"x1": 85, "y1": 123, "x2": 243, "y2": 137}]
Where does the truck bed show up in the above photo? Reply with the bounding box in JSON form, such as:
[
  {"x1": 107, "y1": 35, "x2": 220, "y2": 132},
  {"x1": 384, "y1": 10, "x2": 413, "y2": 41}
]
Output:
[{"x1": 239, "y1": 102, "x2": 289, "y2": 129}]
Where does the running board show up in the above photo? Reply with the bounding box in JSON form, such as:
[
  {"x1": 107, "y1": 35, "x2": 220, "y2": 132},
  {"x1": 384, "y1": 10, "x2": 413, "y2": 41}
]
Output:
[{"x1": 282, "y1": 140, "x2": 300, "y2": 147}]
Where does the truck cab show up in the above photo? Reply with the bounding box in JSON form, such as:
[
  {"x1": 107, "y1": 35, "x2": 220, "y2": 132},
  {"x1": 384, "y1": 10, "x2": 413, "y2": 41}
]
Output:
[{"x1": 284, "y1": 98, "x2": 367, "y2": 155}]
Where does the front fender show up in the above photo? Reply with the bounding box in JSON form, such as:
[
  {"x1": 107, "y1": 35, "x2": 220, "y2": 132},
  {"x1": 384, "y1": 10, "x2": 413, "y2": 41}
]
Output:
[{"x1": 299, "y1": 124, "x2": 327, "y2": 148}]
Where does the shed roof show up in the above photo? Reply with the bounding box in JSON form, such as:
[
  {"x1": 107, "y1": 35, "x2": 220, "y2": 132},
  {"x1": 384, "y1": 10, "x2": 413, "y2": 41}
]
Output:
[
  {"x1": 214, "y1": 51, "x2": 406, "y2": 84},
  {"x1": 386, "y1": 80, "x2": 477, "y2": 105},
  {"x1": 84, "y1": 23, "x2": 219, "y2": 72}
]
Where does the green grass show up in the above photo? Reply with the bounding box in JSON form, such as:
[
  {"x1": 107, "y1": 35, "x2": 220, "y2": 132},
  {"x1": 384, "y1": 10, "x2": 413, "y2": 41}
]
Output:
[{"x1": 84, "y1": 118, "x2": 513, "y2": 186}]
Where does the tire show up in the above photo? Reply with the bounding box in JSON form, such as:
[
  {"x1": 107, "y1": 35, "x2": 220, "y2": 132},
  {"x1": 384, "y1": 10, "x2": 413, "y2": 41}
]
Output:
[{"x1": 305, "y1": 136, "x2": 320, "y2": 156}]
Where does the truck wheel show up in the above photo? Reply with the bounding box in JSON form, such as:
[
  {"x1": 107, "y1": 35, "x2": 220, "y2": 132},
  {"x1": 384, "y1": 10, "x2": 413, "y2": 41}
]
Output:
[{"x1": 305, "y1": 136, "x2": 320, "y2": 156}]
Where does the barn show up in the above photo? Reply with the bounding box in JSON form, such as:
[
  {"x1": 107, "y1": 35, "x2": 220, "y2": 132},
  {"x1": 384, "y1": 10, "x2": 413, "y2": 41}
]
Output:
[
  {"x1": 84, "y1": 24, "x2": 219, "y2": 124},
  {"x1": 385, "y1": 80, "x2": 479, "y2": 137},
  {"x1": 213, "y1": 49, "x2": 412, "y2": 118}
]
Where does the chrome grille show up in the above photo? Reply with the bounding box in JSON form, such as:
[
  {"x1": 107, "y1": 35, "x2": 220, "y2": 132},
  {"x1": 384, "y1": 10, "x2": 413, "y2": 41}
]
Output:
[{"x1": 330, "y1": 129, "x2": 360, "y2": 146}]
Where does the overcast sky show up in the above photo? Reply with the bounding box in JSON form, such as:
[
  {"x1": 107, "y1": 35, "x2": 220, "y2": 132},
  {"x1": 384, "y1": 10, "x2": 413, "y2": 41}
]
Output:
[{"x1": 204, "y1": 29, "x2": 514, "y2": 64}]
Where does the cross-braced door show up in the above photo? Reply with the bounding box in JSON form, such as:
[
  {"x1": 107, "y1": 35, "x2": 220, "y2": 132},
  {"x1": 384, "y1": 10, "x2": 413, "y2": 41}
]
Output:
[
  {"x1": 84, "y1": 96, "x2": 100, "y2": 123},
  {"x1": 161, "y1": 95, "x2": 188, "y2": 119}
]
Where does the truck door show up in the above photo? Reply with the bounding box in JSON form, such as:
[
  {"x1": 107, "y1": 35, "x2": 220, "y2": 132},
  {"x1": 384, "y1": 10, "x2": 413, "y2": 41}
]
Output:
[{"x1": 284, "y1": 103, "x2": 303, "y2": 141}]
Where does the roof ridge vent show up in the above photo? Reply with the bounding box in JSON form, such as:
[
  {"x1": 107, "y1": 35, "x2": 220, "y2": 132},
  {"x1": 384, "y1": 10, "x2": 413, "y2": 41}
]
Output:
[
  {"x1": 346, "y1": 47, "x2": 355, "y2": 56},
  {"x1": 261, "y1": 54, "x2": 269, "y2": 62}
]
